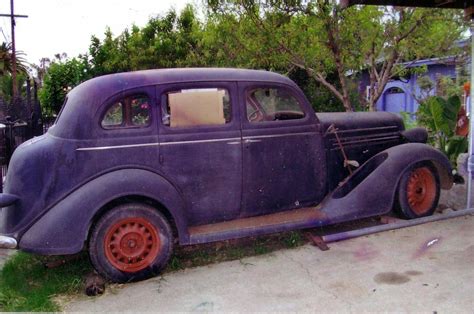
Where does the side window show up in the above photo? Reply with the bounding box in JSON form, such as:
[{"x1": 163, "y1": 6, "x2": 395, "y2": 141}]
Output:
[
  {"x1": 102, "y1": 102, "x2": 123, "y2": 127},
  {"x1": 247, "y1": 87, "x2": 305, "y2": 123},
  {"x1": 101, "y1": 95, "x2": 151, "y2": 129},
  {"x1": 162, "y1": 88, "x2": 231, "y2": 128}
]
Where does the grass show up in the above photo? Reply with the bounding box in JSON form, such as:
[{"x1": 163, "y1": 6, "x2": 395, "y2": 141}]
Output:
[
  {"x1": 0, "y1": 252, "x2": 92, "y2": 311},
  {"x1": 0, "y1": 230, "x2": 307, "y2": 311}
]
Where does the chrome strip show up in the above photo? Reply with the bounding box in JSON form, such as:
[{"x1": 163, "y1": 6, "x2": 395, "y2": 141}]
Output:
[
  {"x1": 77, "y1": 143, "x2": 160, "y2": 151},
  {"x1": 328, "y1": 132, "x2": 400, "y2": 143},
  {"x1": 334, "y1": 126, "x2": 399, "y2": 134},
  {"x1": 160, "y1": 137, "x2": 241, "y2": 146},
  {"x1": 244, "y1": 139, "x2": 261, "y2": 143},
  {"x1": 77, "y1": 137, "x2": 242, "y2": 151},
  {"x1": 243, "y1": 132, "x2": 315, "y2": 140}
]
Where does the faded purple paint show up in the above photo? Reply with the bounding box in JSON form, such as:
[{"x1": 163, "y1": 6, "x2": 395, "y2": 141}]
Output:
[{"x1": 0, "y1": 68, "x2": 454, "y2": 255}]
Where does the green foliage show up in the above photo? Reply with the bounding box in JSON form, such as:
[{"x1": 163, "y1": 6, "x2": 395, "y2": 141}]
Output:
[
  {"x1": 399, "y1": 112, "x2": 417, "y2": 130},
  {"x1": 88, "y1": 5, "x2": 204, "y2": 75},
  {"x1": 0, "y1": 252, "x2": 91, "y2": 311},
  {"x1": 0, "y1": 42, "x2": 30, "y2": 102},
  {"x1": 0, "y1": 72, "x2": 28, "y2": 103},
  {"x1": 37, "y1": 3, "x2": 466, "y2": 115},
  {"x1": 205, "y1": 1, "x2": 467, "y2": 111},
  {"x1": 417, "y1": 95, "x2": 467, "y2": 164},
  {"x1": 38, "y1": 56, "x2": 91, "y2": 117},
  {"x1": 0, "y1": 42, "x2": 28, "y2": 76},
  {"x1": 282, "y1": 231, "x2": 303, "y2": 248}
]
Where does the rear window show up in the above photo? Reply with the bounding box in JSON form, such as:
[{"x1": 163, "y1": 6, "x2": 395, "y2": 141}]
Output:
[{"x1": 101, "y1": 95, "x2": 151, "y2": 129}]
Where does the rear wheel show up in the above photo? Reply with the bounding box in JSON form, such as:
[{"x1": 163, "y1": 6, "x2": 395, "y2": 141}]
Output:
[
  {"x1": 89, "y1": 203, "x2": 173, "y2": 283},
  {"x1": 397, "y1": 162, "x2": 440, "y2": 219}
]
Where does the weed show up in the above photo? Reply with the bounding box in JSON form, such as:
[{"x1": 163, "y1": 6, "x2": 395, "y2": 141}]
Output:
[
  {"x1": 168, "y1": 256, "x2": 184, "y2": 271},
  {"x1": 282, "y1": 231, "x2": 303, "y2": 248},
  {"x1": 227, "y1": 247, "x2": 245, "y2": 260},
  {"x1": 254, "y1": 243, "x2": 270, "y2": 255}
]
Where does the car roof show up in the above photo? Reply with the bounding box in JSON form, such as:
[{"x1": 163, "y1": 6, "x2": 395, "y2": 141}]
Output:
[
  {"x1": 50, "y1": 68, "x2": 298, "y2": 139},
  {"x1": 84, "y1": 68, "x2": 296, "y2": 87}
]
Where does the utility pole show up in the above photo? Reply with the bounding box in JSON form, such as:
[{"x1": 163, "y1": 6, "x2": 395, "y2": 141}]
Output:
[{"x1": 0, "y1": 0, "x2": 27, "y2": 99}]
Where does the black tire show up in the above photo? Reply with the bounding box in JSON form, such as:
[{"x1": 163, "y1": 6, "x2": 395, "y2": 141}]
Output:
[
  {"x1": 89, "y1": 203, "x2": 173, "y2": 283},
  {"x1": 396, "y1": 162, "x2": 440, "y2": 219}
]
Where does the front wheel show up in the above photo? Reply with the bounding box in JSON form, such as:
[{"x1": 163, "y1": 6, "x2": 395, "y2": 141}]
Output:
[
  {"x1": 396, "y1": 162, "x2": 440, "y2": 219},
  {"x1": 89, "y1": 203, "x2": 173, "y2": 283}
]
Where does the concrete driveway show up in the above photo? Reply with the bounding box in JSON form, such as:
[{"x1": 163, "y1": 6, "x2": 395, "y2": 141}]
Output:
[{"x1": 65, "y1": 215, "x2": 474, "y2": 312}]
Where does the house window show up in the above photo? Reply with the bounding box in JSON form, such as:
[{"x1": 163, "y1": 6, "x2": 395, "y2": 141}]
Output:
[{"x1": 386, "y1": 87, "x2": 404, "y2": 94}]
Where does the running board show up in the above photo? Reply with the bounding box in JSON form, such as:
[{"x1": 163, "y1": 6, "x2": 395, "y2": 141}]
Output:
[{"x1": 188, "y1": 206, "x2": 326, "y2": 245}]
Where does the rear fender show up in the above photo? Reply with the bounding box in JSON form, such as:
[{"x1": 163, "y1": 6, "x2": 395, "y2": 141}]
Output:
[
  {"x1": 320, "y1": 143, "x2": 453, "y2": 224},
  {"x1": 19, "y1": 169, "x2": 187, "y2": 255}
]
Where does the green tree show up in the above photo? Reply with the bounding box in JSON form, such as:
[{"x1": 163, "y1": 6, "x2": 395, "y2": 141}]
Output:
[
  {"x1": 0, "y1": 42, "x2": 28, "y2": 76},
  {"x1": 206, "y1": 0, "x2": 466, "y2": 111},
  {"x1": 38, "y1": 56, "x2": 91, "y2": 116},
  {"x1": 88, "y1": 5, "x2": 204, "y2": 76},
  {"x1": 0, "y1": 42, "x2": 30, "y2": 101}
]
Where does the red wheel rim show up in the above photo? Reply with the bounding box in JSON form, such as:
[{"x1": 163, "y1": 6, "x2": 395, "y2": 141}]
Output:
[
  {"x1": 104, "y1": 217, "x2": 161, "y2": 273},
  {"x1": 406, "y1": 167, "x2": 436, "y2": 215}
]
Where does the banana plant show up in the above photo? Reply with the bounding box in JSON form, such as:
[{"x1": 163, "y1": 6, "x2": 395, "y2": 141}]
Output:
[{"x1": 417, "y1": 95, "x2": 468, "y2": 165}]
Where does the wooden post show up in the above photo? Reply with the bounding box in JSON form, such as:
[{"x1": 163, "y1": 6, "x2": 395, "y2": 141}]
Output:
[
  {"x1": 10, "y1": 0, "x2": 17, "y2": 99},
  {"x1": 0, "y1": 1, "x2": 28, "y2": 100}
]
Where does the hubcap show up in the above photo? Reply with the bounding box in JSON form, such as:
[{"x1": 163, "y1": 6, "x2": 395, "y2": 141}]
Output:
[
  {"x1": 406, "y1": 167, "x2": 436, "y2": 215},
  {"x1": 104, "y1": 217, "x2": 160, "y2": 272}
]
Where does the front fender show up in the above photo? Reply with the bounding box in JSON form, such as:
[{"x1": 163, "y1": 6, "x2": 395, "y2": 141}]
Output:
[
  {"x1": 320, "y1": 143, "x2": 453, "y2": 224},
  {"x1": 19, "y1": 169, "x2": 187, "y2": 255}
]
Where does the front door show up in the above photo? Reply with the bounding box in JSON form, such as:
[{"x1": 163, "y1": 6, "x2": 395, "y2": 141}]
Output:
[
  {"x1": 239, "y1": 82, "x2": 325, "y2": 218},
  {"x1": 157, "y1": 82, "x2": 242, "y2": 226}
]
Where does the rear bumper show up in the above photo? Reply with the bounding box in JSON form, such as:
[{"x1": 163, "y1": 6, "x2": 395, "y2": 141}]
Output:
[
  {"x1": 0, "y1": 235, "x2": 17, "y2": 249},
  {"x1": 0, "y1": 193, "x2": 19, "y2": 249}
]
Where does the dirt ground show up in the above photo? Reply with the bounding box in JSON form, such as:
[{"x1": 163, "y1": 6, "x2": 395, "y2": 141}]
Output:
[{"x1": 64, "y1": 214, "x2": 474, "y2": 312}]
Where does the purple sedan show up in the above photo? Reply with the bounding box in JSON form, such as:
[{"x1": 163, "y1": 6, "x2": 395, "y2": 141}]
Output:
[{"x1": 0, "y1": 68, "x2": 453, "y2": 282}]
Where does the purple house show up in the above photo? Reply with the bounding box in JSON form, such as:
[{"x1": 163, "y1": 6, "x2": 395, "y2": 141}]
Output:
[{"x1": 360, "y1": 56, "x2": 463, "y2": 115}]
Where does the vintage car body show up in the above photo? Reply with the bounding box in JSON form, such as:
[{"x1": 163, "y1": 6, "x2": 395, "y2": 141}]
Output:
[{"x1": 0, "y1": 68, "x2": 453, "y2": 282}]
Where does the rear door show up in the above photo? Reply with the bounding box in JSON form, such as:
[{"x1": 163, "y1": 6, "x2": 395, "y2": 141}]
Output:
[
  {"x1": 239, "y1": 82, "x2": 325, "y2": 218},
  {"x1": 157, "y1": 82, "x2": 242, "y2": 226}
]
